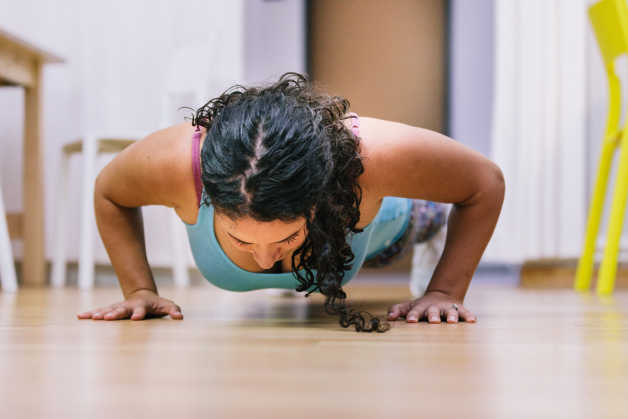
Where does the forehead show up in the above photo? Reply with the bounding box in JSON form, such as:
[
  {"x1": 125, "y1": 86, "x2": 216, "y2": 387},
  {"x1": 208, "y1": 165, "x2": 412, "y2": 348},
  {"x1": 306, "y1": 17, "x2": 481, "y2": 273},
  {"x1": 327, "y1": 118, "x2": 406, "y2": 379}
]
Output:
[{"x1": 219, "y1": 214, "x2": 305, "y2": 236}]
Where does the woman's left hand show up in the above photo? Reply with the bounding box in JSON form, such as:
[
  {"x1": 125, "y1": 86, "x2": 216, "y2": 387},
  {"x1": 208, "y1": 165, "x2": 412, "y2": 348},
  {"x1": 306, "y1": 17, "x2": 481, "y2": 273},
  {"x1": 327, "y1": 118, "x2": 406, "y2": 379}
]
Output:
[{"x1": 387, "y1": 290, "x2": 477, "y2": 324}]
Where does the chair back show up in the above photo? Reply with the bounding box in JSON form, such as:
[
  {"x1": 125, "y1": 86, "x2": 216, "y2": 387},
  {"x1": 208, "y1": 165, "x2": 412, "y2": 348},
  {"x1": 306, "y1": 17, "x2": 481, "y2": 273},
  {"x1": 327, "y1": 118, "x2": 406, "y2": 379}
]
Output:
[
  {"x1": 590, "y1": 0, "x2": 628, "y2": 68},
  {"x1": 589, "y1": 0, "x2": 628, "y2": 139}
]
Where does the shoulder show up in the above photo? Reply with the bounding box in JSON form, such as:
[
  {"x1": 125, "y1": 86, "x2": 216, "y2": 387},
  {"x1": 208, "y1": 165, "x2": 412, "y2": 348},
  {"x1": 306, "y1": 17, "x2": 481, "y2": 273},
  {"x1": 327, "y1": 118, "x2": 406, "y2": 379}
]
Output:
[
  {"x1": 351, "y1": 115, "x2": 427, "y2": 202},
  {"x1": 94, "y1": 121, "x2": 199, "y2": 210},
  {"x1": 164, "y1": 121, "x2": 209, "y2": 223},
  {"x1": 123, "y1": 121, "x2": 201, "y2": 212},
  {"x1": 348, "y1": 115, "x2": 384, "y2": 202},
  {"x1": 151, "y1": 122, "x2": 201, "y2": 205},
  {"x1": 343, "y1": 115, "x2": 385, "y2": 228},
  {"x1": 352, "y1": 115, "x2": 503, "y2": 205}
]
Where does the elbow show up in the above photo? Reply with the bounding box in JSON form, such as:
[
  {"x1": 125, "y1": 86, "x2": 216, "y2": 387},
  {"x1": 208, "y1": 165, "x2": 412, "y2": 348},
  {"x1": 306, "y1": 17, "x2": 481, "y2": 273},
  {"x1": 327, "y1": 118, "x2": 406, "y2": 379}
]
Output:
[
  {"x1": 464, "y1": 163, "x2": 505, "y2": 207},
  {"x1": 485, "y1": 163, "x2": 505, "y2": 209},
  {"x1": 489, "y1": 163, "x2": 505, "y2": 193}
]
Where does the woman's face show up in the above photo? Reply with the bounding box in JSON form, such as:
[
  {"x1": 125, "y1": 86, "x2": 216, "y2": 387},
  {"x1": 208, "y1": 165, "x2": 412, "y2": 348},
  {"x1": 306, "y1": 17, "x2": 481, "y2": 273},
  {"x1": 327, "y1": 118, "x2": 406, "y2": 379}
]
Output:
[{"x1": 216, "y1": 213, "x2": 309, "y2": 269}]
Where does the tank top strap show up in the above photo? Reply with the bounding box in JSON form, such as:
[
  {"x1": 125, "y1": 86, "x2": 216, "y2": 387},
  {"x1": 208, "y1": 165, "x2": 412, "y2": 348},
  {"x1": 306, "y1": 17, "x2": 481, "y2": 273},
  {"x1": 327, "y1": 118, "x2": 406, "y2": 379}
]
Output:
[
  {"x1": 347, "y1": 112, "x2": 361, "y2": 136},
  {"x1": 191, "y1": 125, "x2": 203, "y2": 208}
]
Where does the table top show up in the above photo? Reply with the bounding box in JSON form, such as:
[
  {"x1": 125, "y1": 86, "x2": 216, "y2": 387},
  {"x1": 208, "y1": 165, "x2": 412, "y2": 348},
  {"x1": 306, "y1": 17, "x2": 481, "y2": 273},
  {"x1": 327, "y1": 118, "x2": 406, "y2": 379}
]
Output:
[{"x1": 0, "y1": 26, "x2": 65, "y2": 63}]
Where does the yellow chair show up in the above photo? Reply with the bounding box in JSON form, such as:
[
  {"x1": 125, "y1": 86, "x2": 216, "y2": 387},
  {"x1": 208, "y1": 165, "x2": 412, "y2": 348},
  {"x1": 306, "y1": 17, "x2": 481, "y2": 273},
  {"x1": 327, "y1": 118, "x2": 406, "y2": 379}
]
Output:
[{"x1": 575, "y1": 0, "x2": 628, "y2": 295}]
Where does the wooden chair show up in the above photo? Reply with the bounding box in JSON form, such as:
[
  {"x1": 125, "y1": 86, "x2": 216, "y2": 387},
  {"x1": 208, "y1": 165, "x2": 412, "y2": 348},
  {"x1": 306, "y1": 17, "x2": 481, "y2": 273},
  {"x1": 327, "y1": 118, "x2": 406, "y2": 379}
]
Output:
[
  {"x1": 49, "y1": 131, "x2": 192, "y2": 290},
  {"x1": 575, "y1": 0, "x2": 628, "y2": 295}
]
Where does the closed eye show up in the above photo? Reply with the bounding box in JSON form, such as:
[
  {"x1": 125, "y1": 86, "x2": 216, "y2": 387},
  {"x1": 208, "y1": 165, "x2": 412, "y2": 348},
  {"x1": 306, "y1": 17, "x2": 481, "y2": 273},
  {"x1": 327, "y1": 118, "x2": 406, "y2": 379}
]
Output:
[{"x1": 235, "y1": 232, "x2": 299, "y2": 246}]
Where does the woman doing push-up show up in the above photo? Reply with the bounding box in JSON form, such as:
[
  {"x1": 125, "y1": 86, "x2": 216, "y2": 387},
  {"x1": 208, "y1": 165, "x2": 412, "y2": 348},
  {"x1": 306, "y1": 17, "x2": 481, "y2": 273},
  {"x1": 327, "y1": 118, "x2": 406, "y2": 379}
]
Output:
[{"x1": 77, "y1": 72, "x2": 505, "y2": 332}]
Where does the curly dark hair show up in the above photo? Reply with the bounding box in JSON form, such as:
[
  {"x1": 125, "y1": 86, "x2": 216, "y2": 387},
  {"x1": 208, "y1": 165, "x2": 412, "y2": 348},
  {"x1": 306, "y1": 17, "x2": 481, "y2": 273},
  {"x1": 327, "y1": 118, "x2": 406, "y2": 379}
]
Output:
[{"x1": 190, "y1": 72, "x2": 390, "y2": 333}]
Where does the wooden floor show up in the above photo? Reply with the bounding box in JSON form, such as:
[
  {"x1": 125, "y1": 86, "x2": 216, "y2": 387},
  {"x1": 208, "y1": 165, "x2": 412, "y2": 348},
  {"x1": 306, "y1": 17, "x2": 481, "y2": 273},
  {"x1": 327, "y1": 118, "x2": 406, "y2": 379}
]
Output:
[{"x1": 1, "y1": 276, "x2": 628, "y2": 419}]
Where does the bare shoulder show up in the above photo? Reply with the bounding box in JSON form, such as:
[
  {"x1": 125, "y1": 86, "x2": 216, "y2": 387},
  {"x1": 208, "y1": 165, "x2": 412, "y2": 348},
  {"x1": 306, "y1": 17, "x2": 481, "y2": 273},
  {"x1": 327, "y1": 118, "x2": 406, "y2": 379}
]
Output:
[
  {"x1": 342, "y1": 115, "x2": 384, "y2": 228},
  {"x1": 96, "y1": 121, "x2": 200, "y2": 212},
  {"x1": 354, "y1": 115, "x2": 503, "y2": 205}
]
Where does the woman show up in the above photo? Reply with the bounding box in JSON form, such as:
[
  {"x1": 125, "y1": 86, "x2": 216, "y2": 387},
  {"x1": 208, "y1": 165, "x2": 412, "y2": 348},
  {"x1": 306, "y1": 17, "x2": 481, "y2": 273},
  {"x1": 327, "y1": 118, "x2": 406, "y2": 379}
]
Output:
[{"x1": 77, "y1": 72, "x2": 505, "y2": 332}]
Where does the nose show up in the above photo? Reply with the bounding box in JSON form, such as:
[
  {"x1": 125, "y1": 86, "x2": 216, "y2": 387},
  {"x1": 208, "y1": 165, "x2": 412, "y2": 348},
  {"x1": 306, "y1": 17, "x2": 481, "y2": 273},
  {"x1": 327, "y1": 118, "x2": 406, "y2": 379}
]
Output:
[{"x1": 253, "y1": 248, "x2": 281, "y2": 269}]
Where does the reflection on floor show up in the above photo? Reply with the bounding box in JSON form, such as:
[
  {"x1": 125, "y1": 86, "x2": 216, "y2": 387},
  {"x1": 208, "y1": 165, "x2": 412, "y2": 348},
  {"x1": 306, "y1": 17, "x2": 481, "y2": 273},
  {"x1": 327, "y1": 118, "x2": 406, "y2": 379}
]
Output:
[{"x1": 1, "y1": 272, "x2": 626, "y2": 419}]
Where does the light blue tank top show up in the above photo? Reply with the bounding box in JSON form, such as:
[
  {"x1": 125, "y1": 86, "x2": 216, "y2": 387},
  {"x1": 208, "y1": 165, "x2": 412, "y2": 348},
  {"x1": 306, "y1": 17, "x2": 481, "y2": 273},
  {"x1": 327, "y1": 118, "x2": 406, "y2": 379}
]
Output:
[{"x1": 183, "y1": 188, "x2": 411, "y2": 292}]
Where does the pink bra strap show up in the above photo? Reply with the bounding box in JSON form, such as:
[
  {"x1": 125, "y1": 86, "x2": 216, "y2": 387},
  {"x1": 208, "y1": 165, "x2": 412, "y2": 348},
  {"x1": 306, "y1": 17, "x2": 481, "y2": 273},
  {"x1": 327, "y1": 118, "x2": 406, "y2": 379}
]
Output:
[
  {"x1": 348, "y1": 112, "x2": 360, "y2": 136},
  {"x1": 191, "y1": 125, "x2": 203, "y2": 208}
]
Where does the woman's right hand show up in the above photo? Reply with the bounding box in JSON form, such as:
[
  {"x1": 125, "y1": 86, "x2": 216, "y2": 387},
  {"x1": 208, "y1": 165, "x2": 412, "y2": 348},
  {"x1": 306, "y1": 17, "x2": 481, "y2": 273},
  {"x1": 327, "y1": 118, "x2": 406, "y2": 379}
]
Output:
[{"x1": 76, "y1": 289, "x2": 184, "y2": 321}]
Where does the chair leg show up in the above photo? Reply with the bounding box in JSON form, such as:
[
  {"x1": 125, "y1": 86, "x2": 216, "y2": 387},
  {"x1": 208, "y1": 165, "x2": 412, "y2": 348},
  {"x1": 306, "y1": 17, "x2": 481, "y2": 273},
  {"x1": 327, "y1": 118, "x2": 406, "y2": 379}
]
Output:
[
  {"x1": 0, "y1": 184, "x2": 18, "y2": 292},
  {"x1": 575, "y1": 139, "x2": 617, "y2": 291},
  {"x1": 169, "y1": 209, "x2": 190, "y2": 287},
  {"x1": 51, "y1": 150, "x2": 70, "y2": 287},
  {"x1": 78, "y1": 137, "x2": 97, "y2": 290},
  {"x1": 597, "y1": 135, "x2": 628, "y2": 295}
]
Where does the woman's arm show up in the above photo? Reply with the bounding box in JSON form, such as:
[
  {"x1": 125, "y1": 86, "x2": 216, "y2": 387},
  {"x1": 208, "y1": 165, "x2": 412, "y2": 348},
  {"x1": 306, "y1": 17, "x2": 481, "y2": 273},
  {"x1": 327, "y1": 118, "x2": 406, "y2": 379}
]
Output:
[
  {"x1": 94, "y1": 123, "x2": 193, "y2": 298},
  {"x1": 358, "y1": 117, "x2": 505, "y2": 302},
  {"x1": 94, "y1": 187, "x2": 156, "y2": 299},
  {"x1": 424, "y1": 181, "x2": 504, "y2": 300}
]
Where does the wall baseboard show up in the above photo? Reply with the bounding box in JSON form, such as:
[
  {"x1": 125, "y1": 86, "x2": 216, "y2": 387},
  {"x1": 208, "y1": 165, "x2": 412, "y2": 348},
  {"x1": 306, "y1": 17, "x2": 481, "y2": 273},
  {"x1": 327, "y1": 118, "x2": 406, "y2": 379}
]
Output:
[
  {"x1": 9, "y1": 261, "x2": 207, "y2": 288},
  {"x1": 6, "y1": 259, "x2": 522, "y2": 289},
  {"x1": 521, "y1": 258, "x2": 628, "y2": 289}
]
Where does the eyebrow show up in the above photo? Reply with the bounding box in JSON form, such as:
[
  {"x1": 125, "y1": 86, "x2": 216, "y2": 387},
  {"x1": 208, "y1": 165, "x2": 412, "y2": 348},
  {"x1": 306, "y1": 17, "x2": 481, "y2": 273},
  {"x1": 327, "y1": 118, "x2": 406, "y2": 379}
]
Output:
[{"x1": 227, "y1": 225, "x2": 304, "y2": 244}]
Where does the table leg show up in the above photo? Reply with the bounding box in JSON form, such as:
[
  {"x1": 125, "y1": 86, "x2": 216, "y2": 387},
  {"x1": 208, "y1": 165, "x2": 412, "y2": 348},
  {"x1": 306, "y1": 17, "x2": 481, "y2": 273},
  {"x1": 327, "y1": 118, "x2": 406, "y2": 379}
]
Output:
[{"x1": 22, "y1": 64, "x2": 45, "y2": 286}]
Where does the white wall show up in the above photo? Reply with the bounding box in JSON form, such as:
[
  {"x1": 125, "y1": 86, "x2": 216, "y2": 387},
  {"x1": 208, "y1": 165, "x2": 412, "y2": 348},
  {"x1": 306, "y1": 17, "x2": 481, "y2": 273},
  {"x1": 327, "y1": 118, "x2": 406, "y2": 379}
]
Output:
[
  {"x1": 0, "y1": 0, "x2": 305, "y2": 273},
  {"x1": 481, "y1": 0, "x2": 628, "y2": 264},
  {"x1": 244, "y1": 0, "x2": 306, "y2": 86},
  {"x1": 448, "y1": 0, "x2": 494, "y2": 158},
  {"x1": 449, "y1": 0, "x2": 628, "y2": 264}
]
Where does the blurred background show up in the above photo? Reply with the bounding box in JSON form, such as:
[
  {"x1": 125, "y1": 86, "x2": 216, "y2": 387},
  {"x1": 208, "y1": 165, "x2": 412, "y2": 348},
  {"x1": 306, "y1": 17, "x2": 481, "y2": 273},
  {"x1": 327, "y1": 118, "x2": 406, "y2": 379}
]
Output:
[{"x1": 0, "y1": 0, "x2": 620, "y2": 288}]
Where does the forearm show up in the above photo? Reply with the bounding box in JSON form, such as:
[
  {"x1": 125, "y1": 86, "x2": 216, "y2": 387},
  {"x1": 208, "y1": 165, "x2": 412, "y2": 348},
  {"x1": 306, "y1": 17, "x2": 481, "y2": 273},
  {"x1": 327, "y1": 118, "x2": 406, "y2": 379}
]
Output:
[
  {"x1": 425, "y1": 181, "x2": 505, "y2": 301},
  {"x1": 94, "y1": 192, "x2": 158, "y2": 299}
]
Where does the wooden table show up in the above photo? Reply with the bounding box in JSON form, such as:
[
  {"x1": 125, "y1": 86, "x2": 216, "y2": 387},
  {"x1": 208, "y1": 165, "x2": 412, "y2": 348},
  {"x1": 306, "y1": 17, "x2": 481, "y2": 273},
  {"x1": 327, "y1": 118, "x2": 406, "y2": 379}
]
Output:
[{"x1": 0, "y1": 27, "x2": 64, "y2": 286}]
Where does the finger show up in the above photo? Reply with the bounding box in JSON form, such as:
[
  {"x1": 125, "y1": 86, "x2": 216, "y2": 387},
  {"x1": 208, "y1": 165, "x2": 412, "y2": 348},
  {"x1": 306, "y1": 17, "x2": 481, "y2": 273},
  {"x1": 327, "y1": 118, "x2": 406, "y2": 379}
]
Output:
[
  {"x1": 91, "y1": 310, "x2": 107, "y2": 320},
  {"x1": 77, "y1": 311, "x2": 94, "y2": 319},
  {"x1": 104, "y1": 306, "x2": 129, "y2": 320},
  {"x1": 405, "y1": 305, "x2": 422, "y2": 323},
  {"x1": 426, "y1": 306, "x2": 442, "y2": 324},
  {"x1": 387, "y1": 301, "x2": 412, "y2": 320},
  {"x1": 457, "y1": 306, "x2": 477, "y2": 323},
  {"x1": 169, "y1": 305, "x2": 183, "y2": 320},
  {"x1": 130, "y1": 306, "x2": 147, "y2": 320},
  {"x1": 446, "y1": 307, "x2": 459, "y2": 323},
  {"x1": 96, "y1": 304, "x2": 119, "y2": 320},
  {"x1": 404, "y1": 299, "x2": 432, "y2": 322},
  {"x1": 90, "y1": 304, "x2": 117, "y2": 320}
]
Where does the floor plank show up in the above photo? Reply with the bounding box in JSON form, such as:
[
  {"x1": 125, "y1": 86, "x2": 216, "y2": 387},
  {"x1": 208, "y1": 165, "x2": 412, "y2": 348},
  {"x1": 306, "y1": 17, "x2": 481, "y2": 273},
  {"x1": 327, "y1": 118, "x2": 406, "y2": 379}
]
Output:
[{"x1": 1, "y1": 277, "x2": 627, "y2": 419}]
